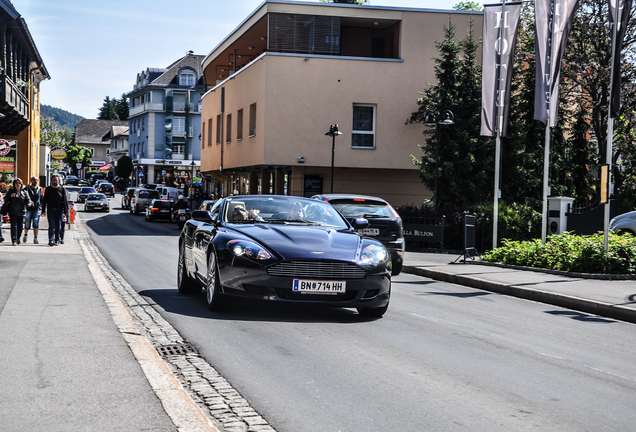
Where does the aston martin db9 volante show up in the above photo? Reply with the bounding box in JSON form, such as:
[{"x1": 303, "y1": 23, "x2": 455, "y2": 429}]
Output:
[{"x1": 177, "y1": 195, "x2": 392, "y2": 318}]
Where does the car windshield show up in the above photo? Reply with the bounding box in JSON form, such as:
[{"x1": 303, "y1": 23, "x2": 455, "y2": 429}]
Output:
[
  {"x1": 138, "y1": 190, "x2": 156, "y2": 199},
  {"x1": 329, "y1": 199, "x2": 394, "y2": 219},
  {"x1": 154, "y1": 201, "x2": 171, "y2": 209},
  {"x1": 222, "y1": 197, "x2": 348, "y2": 228},
  {"x1": 81, "y1": 188, "x2": 97, "y2": 193},
  {"x1": 87, "y1": 194, "x2": 107, "y2": 201}
]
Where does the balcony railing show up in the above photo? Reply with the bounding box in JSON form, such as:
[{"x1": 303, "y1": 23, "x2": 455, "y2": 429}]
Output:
[{"x1": 129, "y1": 101, "x2": 199, "y2": 116}]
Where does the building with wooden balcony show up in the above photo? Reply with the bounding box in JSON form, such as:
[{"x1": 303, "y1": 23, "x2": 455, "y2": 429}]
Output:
[
  {"x1": 126, "y1": 52, "x2": 205, "y2": 188},
  {"x1": 0, "y1": 0, "x2": 49, "y2": 183},
  {"x1": 200, "y1": 0, "x2": 482, "y2": 206}
]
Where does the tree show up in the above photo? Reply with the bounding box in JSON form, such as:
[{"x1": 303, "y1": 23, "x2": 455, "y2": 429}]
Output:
[
  {"x1": 41, "y1": 118, "x2": 73, "y2": 172},
  {"x1": 63, "y1": 145, "x2": 93, "y2": 176},
  {"x1": 115, "y1": 155, "x2": 134, "y2": 183},
  {"x1": 453, "y1": 1, "x2": 483, "y2": 11},
  {"x1": 98, "y1": 94, "x2": 129, "y2": 120},
  {"x1": 407, "y1": 20, "x2": 489, "y2": 210}
]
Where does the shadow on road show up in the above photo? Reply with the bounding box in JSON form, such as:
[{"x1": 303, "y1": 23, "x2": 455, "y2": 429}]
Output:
[{"x1": 139, "y1": 288, "x2": 375, "y2": 324}]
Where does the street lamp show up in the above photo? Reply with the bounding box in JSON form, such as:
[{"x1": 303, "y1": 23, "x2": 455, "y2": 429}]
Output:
[
  {"x1": 424, "y1": 110, "x2": 455, "y2": 212},
  {"x1": 325, "y1": 124, "x2": 343, "y2": 193}
]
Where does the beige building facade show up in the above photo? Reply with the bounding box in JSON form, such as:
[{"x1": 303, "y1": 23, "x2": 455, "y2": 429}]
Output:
[{"x1": 200, "y1": 1, "x2": 482, "y2": 206}]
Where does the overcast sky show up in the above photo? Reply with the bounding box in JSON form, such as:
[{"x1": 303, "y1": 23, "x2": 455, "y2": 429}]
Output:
[{"x1": 15, "y1": 0, "x2": 472, "y2": 119}]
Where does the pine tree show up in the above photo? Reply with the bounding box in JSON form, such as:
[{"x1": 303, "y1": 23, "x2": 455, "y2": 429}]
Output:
[{"x1": 407, "y1": 20, "x2": 487, "y2": 210}]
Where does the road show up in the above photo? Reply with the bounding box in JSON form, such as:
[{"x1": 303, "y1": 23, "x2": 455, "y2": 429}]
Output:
[{"x1": 81, "y1": 198, "x2": 636, "y2": 432}]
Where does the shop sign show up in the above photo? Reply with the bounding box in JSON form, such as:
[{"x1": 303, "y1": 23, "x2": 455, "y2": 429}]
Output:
[
  {"x1": 0, "y1": 156, "x2": 15, "y2": 173},
  {"x1": 51, "y1": 148, "x2": 67, "y2": 159},
  {"x1": 0, "y1": 139, "x2": 11, "y2": 156}
]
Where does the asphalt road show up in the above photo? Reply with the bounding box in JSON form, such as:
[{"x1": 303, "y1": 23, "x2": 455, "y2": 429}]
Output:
[{"x1": 81, "y1": 200, "x2": 636, "y2": 432}]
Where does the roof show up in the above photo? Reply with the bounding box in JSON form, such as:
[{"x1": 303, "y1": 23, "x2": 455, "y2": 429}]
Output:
[
  {"x1": 101, "y1": 125, "x2": 129, "y2": 141},
  {"x1": 129, "y1": 53, "x2": 206, "y2": 95},
  {"x1": 74, "y1": 119, "x2": 128, "y2": 146}
]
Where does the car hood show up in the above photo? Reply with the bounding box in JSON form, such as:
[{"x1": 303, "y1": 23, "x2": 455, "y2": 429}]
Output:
[
  {"x1": 610, "y1": 211, "x2": 636, "y2": 228},
  {"x1": 231, "y1": 224, "x2": 362, "y2": 261}
]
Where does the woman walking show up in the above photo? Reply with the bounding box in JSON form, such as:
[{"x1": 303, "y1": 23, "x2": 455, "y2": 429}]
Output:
[{"x1": 3, "y1": 178, "x2": 33, "y2": 245}]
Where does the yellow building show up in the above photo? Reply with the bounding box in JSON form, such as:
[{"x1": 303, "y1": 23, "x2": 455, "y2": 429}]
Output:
[
  {"x1": 0, "y1": 4, "x2": 49, "y2": 184},
  {"x1": 200, "y1": 1, "x2": 482, "y2": 206}
]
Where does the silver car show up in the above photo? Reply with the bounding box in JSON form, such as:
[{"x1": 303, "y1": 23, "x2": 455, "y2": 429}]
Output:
[
  {"x1": 84, "y1": 193, "x2": 110, "y2": 212},
  {"x1": 609, "y1": 211, "x2": 636, "y2": 235},
  {"x1": 130, "y1": 189, "x2": 159, "y2": 215}
]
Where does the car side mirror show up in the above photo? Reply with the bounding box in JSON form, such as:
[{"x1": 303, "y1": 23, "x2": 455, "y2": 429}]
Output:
[
  {"x1": 350, "y1": 218, "x2": 369, "y2": 229},
  {"x1": 191, "y1": 210, "x2": 215, "y2": 223}
]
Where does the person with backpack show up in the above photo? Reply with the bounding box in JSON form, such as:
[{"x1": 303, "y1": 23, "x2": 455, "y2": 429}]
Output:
[{"x1": 41, "y1": 174, "x2": 69, "y2": 246}]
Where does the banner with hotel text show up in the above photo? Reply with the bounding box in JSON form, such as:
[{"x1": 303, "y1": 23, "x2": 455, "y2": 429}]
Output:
[
  {"x1": 480, "y1": 2, "x2": 522, "y2": 137},
  {"x1": 534, "y1": 0, "x2": 580, "y2": 127}
]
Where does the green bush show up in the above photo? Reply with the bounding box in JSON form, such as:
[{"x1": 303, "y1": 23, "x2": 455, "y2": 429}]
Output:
[{"x1": 481, "y1": 232, "x2": 636, "y2": 274}]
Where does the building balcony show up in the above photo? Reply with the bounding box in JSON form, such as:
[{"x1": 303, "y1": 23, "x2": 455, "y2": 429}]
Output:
[
  {"x1": 0, "y1": 75, "x2": 29, "y2": 135},
  {"x1": 129, "y1": 102, "x2": 165, "y2": 117}
]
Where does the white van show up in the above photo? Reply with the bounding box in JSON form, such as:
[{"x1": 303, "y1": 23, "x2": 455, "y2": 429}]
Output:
[{"x1": 155, "y1": 186, "x2": 180, "y2": 203}]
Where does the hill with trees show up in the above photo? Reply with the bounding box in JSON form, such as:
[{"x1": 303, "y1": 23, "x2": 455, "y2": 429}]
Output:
[{"x1": 41, "y1": 104, "x2": 84, "y2": 130}]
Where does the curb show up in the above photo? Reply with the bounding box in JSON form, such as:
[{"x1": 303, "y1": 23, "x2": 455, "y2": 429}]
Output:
[{"x1": 402, "y1": 265, "x2": 636, "y2": 325}]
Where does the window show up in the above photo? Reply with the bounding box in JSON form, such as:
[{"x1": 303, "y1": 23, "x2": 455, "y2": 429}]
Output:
[
  {"x1": 174, "y1": 93, "x2": 186, "y2": 111},
  {"x1": 173, "y1": 118, "x2": 185, "y2": 136},
  {"x1": 352, "y1": 104, "x2": 375, "y2": 148},
  {"x1": 237, "y1": 109, "x2": 243, "y2": 140},
  {"x1": 173, "y1": 144, "x2": 185, "y2": 155},
  {"x1": 201, "y1": 125, "x2": 206, "y2": 149},
  {"x1": 179, "y1": 70, "x2": 196, "y2": 86},
  {"x1": 208, "y1": 119, "x2": 213, "y2": 146},
  {"x1": 226, "y1": 114, "x2": 232, "y2": 143},
  {"x1": 216, "y1": 114, "x2": 222, "y2": 144},
  {"x1": 249, "y1": 103, "x2": 257, "y2": 137}
]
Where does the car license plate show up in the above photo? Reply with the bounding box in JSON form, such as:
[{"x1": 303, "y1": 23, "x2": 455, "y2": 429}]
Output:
[
  {"x1": 292, "y1": 279, "x2": 346, "y2": 294},
  {"x1": 180, "y1": 215, "x2": 186, "y2": 221},
  {"x1": 358, "y1": 228, "x2": 380, "y2": 236}
]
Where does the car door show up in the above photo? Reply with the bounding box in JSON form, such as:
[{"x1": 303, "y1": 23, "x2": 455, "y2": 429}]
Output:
[{"x1": 193, "y1": 200, "x2": 222, "y2": 278}]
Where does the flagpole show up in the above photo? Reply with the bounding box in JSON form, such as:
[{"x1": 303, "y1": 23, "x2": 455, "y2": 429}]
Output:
[
  {"x1": 541, "y1": 0, "x2": 557, "y2": 244},
  {"x1": 605, "y1": 5, "x2": 618, "y2": 252},
  {"x1": 493, "y1": 0, "x2": 506, "y2": 249}
]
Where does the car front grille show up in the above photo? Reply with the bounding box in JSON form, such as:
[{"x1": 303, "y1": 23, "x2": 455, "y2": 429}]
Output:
[{"x1": 267, "y1": 261, "x2": 366, "y2": 279}]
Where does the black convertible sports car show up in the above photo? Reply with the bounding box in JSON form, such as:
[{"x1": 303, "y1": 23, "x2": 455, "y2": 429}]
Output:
[{"x1": 177, "y1": 195, "x2": 392, "y2": 318}]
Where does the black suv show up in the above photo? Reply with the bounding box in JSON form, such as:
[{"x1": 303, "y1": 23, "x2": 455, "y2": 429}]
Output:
[
  {"x1": 312, "y1": 194, "x2": 404, "y2": 275},
  {"x1": 97, "y1": 182, "x2": 115, "y2": 197},
  {"x1": 77, "y1": 187, "x2": 97, "y2": 203}
]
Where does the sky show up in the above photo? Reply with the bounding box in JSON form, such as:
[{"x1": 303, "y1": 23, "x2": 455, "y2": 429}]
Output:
[{"x1": 14, "y1": 0, "x2": 469, "y2": 119}]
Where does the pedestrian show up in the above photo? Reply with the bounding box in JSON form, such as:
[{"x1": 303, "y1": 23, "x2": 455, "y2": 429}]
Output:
[
  {"x1": 23, "y1": 176, "x2": 43, "y2": 244},
  {"x1": 3, "y1": 178, "x2": 33, "y2": 246},
  {"x1": 0, "y1": 195, "x2": 6, "y2": 243},
  {"x1": 41, "y1": 174, "x2": 69, "y2": 246}
]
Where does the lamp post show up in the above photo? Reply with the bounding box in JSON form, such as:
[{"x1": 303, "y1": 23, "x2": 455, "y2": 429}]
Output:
[
  {"x1": 325, "y1": 124, "x2": 343, "y2": 193},
  {"x1": 424, "y1": 110, "x2": 455, "y2": 212}
]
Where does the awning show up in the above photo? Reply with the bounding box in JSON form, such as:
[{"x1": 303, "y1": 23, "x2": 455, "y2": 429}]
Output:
[{"x1": 99, "y1": 164, "x2": 111, "y2": 171}]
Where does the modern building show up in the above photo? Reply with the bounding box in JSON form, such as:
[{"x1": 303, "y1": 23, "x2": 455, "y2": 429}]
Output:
[
  {"x1": 74, "y1": 119, "x2": 128, "y2": 178},
  {"x1": 200, "y1": 0, "x2": 482, "y2": 205},
  {"x1": 126, "y1": 52, "x2": 205, "y2": 188},
  {"x1": 0, "y1": 0, "x2": 49, "y2": 183}
]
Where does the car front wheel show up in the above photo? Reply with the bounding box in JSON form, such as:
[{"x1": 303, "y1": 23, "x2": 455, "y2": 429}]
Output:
[{"x1": 206, "y1": 252, "x2": 224, "y2": 311}]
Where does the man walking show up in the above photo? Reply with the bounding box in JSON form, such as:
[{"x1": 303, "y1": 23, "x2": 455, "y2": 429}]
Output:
[
  {"x1": 41, "y1": 174, "x2": 69, "y2": 246},
  {"x1": 23, "y1": 176, "x2": 43, "y2": 244}
]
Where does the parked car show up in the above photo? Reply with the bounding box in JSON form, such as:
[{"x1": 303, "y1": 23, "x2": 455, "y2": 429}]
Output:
[
  {"x1": 145, "y1": 199, "x2": 172, "y2": 222},
  {"x1": 121, "y1": 188, "x2": 136, "y2": 209},
  {"x1": 130, "y1": 189, "x2": 160, "y2": 215},
  {"x1": 84, "y1": 193, "x2": 110, "y2": 212},
  {"x1": 609, "y1": 210, "x2": 636, "y2": 235},
  {"x1": 177, "y1": 195, "x2": 391, "y2": 317},
  {"x1": 65, "y1": 175, "x2": 79, "y2": 186},
  {"x1": 312, "y1": 194, "x2": 404, "y2": 275},
  {"x1": 77, "y1": 187, "x2": 97, "y2": 203},
  {"x1": 97, "y1": 182, "x2": 115, "y2": 197}
]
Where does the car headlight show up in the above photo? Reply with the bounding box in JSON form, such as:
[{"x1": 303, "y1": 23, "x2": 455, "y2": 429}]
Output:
[
  {"x1": 357, "y1": 242, "x2": 389, "y2": 270},
  {"x1": 227, "y1": 240, "x2": 272, "y2": 260}
]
